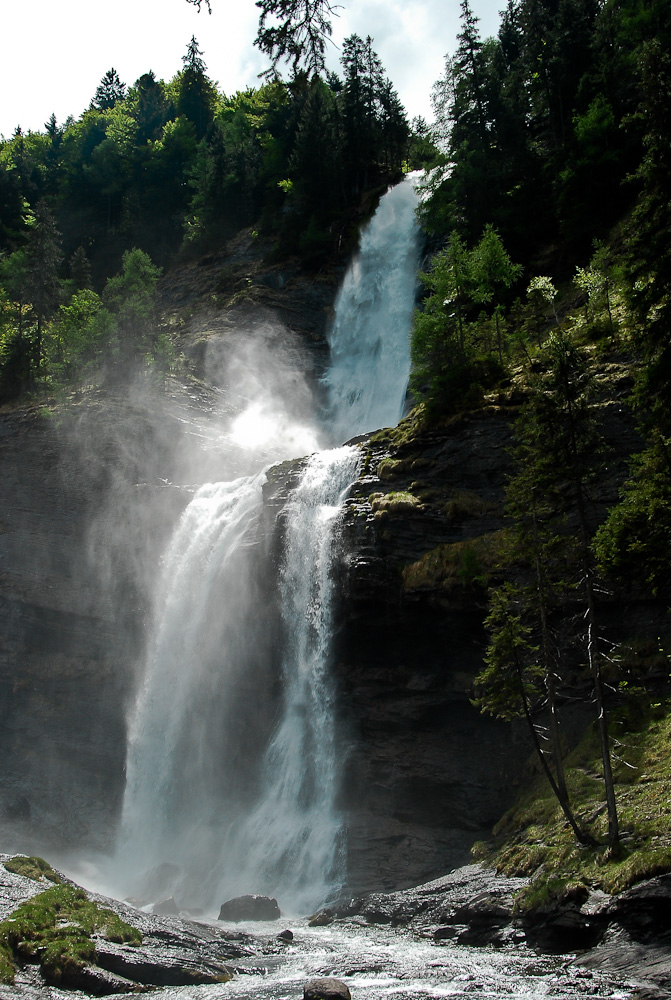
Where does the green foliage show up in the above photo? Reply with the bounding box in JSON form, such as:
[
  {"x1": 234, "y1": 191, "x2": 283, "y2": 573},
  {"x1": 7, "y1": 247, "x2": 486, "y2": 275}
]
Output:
[
  {"x1": 410, "y1": 226, "x2": 517, "y2": 414},
  {"x1": 422, "y1": 0, "x2": 666, "y2": 262},
  {"x1": 0, "y1": 882, "x2": 141, "y2": 986},
  {"x1": 102, "y1": 247, "x2": 161, "y2": 355},
  {"x1": 473, "y1": 584, "x2": 543, "y2": 723},
  {"x1": 0, "y1": 23, "x2": 410, "y2": 323},
  {"x1": 46, "y1": 288, "x2": 103, "y2": 381},
  {"x1": 594, "y1": 440, "x2": 671, "y2": 596}
]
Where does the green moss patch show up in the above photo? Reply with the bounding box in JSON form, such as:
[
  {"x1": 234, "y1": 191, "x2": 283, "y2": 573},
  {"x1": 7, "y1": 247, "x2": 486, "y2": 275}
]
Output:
[
  {"x1": 370, "y1": 490, "x2": 421, "y2": 514},
  {"x1": 369, "y1": 406, "x2": 430, "y2": 449},
  {"x1": 4, "y1": 856, "x2": 62, "y2": 884},
  {"x1": 0, "y1": 883, "x2": 141, "y2": 985},
  {"x1": 477, "y1": 700, "x2": 671, "y2": 913},
  {"x1": 403, "y1": 530, "x2": 511, "y2": 594}
]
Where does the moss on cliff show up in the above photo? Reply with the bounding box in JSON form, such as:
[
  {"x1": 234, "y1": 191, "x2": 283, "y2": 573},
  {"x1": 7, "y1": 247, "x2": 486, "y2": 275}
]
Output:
[{"x1": 402, "y1": 530, "x2": 512, "y2": 595}]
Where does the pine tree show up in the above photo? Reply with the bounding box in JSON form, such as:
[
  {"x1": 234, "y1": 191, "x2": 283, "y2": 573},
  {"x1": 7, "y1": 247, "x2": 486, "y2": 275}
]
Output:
[
  {"x1": 91, "y1": 68, "x2": 127, "y2": 111},
  {"x1": 255, "y1": 0, "x2": 338, "y2": 78},
  {"x1": 25, "y1": 200, "x2": 63, "y2": 378},
  {"x1": 470, "y1": 224, "x2": 522, "y2": 361},
  {"x1": 177, "y1": 37, "x2": 215, "y2": 140},
  {"x1": 530, "y1": 331, "x2": 620, "y2": 849}
]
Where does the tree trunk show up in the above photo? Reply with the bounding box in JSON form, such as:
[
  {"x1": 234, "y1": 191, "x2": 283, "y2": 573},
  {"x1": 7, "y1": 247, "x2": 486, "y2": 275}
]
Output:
[{"x1": 514, "y1": 649, "x2": 593, "y2": 845}]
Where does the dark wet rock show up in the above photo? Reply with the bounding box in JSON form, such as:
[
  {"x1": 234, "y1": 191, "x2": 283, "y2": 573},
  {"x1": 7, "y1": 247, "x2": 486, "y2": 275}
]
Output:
[
  {"x1": 577, "y1": 925, "x2": 671, "y2": 998},
  {"x1": 94, "y1": 937, "x2": 232, "y2": 987},
  {"x1": 363, "y1": 907, "x2": 393, "y2": 925},
  {"x1": 218, "y1": 893, "x2": 281, "y2": 921},
  {"x1": 433, "y1": 925, "x2": 458, "y2": 941},
  {"x1": 152, "y1": 895, "x2": 179, "y2": 915},
  {"x1": 336, "y1": 865, "x2": 527, "y2": 929},
  {"x1": 457, "y1": 924, "x2": 507, "y2": 947},
  {"x1": 58, "y1": 962, "x2": 145, "y2": 994},
  {"x1": 304, "y1": 975, "x2": 352, "y2": 1000},
  {"x1": 451, "y1": 889, "x2": 515, "y2": 927},
  {"x1": 308, "y1": 908, "x2": 334, "y2": 927},
  {"x1": 277, "y1": 928, "x2": 294, "y2": 941},
  {"x1": 521, "y1": 887, "x2": 608, "y2": 953},
  {"x1": 576, "y1": 877, "x2": 671, "y2": 996},
  {"x1": 606, "y1": 874, "x2": 671, "y2": 940}
]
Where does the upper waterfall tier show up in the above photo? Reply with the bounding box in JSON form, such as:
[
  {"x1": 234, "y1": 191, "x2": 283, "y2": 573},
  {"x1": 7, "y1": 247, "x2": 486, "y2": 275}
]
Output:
[{"x1": 323, "y1": 174, "x2": 422, "y2": 445}]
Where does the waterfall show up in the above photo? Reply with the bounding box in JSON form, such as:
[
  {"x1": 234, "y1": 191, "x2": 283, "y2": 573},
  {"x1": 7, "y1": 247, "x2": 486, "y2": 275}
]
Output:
[
  {"x1": 323, "y1": 173, "x2": 422, "y2": 444},
  {"x1": 116, "y1": 473, "x2": 271, "y2": 886},
  {"x1": 114, "y1": 175, "x2": 422, "y2": 913},
  {"x1": 215, "y1": 446, "x2": 361, "y2": 913}
]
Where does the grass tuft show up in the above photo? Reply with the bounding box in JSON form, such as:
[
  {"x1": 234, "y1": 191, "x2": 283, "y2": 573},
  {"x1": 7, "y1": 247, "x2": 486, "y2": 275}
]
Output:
[
  {"x1": 0, "y1": 882, "x2": 141, "y2": 985},
  {"x1": 4, "y1": 856, "x2": 61, "y2": 884}
]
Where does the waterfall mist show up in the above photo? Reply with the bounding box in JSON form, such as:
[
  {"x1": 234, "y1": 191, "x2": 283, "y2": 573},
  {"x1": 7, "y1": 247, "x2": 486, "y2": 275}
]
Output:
[{"x1": 102, "y1": 176, "x2": 422, "y2": 914}]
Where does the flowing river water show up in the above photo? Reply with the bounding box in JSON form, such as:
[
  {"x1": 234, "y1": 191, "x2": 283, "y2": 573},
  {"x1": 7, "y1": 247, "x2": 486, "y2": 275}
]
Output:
[{"x1": 115, "y1": 918, "x2": 630, "y2": 1000}]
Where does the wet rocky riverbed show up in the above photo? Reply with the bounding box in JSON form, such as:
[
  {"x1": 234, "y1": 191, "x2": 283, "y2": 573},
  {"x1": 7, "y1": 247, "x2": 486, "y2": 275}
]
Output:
[{"x1": 2, "y1": 857, "x2": 669, "y2": 999}]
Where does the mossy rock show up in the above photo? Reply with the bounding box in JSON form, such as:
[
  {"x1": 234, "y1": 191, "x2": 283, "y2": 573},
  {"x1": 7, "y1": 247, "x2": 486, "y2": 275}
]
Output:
[
  {"x1": 370, "y1": 490, "x2": 421, "y2": 513},
  {"x1": 377, "y1": 457, "x2": 407, "y2": 480},
  {"x1": 4, "y1": 855, "x2": 61, "y2": 884},
  {"x1": 403, "y1": 531, "x2": 510, "y2": 593},
  {"x1": 0, "y1": 883, "x2": 142, "y2": 986}
]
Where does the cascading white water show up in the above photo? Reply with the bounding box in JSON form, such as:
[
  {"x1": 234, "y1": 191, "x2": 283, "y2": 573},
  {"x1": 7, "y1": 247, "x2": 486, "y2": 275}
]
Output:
[
  {"x1": 116, "y1": 473, "x2": 269, "y2": 885},
  {"x1": 323, "y1": 172, "x2": 422, "y2": 444},
  {"x1": 114, "y1": 175, "x2": 422, "y2": 912},
  {"x1": 215, "y1": 446, "x2": 361, "y2": 913}
]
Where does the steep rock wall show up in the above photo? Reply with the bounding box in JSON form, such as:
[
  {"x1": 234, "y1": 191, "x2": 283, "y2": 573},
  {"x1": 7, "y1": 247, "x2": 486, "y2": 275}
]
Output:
[{"x1": 332, "y1": 369, "x2": 645, "y2": 894}]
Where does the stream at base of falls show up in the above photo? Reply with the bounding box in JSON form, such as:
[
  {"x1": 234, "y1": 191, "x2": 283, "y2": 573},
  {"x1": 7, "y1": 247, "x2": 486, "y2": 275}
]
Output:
[{"x1": 121, "y1": 920, "x2": 631, "y2": 1000}]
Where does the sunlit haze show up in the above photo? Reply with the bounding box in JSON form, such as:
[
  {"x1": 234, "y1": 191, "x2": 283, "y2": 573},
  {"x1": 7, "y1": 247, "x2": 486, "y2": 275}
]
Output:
[{"x1": 1, "y1": 0, "x2": 503, "y2": 138}]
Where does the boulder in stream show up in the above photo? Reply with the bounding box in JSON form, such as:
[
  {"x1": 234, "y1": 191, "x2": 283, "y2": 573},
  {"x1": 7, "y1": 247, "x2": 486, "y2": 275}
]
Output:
[
  {"x1": 304, "y1": 976, "x2": 352, "y2": 1000},
  {"x1": 308, "y1": 907, "x2": 334, "y2": 926},
  {"x1": 218, "y1": 894, "x2": 281, "y2": 921}
]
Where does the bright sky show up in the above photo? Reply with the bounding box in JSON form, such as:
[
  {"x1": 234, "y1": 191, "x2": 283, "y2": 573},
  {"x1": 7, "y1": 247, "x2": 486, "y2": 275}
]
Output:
[{"x1": 0, "y1": 0, "x2": 503, "y2": 140}]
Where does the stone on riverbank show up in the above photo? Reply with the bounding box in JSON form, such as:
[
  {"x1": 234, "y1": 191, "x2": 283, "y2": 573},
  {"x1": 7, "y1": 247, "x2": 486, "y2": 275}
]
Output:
[{"x1": 218, "y1": 894, "x2": 281, "y2": 921}]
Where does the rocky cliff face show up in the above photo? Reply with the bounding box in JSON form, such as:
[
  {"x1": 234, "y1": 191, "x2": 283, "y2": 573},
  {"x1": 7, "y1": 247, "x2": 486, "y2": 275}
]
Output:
[
  {"x1": 330, "y1": 360, "x2": 647, "y2": 895},
  {"x1": 333, "y1": 408, "x2": 526, "y2": 893}
]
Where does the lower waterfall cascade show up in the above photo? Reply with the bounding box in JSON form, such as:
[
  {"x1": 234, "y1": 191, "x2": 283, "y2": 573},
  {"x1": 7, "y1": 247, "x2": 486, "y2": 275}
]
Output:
[{"x1": 112, "y1": 173, "x2": 422, "y2": 914}]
